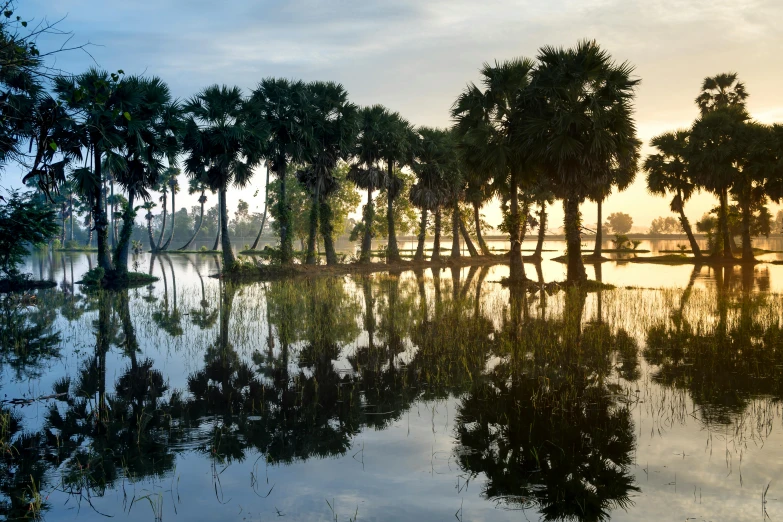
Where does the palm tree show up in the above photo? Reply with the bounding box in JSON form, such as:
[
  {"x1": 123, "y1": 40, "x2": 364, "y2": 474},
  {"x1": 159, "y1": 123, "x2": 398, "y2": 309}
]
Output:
[
  {"x1": 349, "y1": 105, "x2": 388, "y2": 263},
  {"x1": 691, "y1": 72, "x2": 750, "y2": 259},
  {"x1": 463, "y1": 165, "x2": 495, "y2": 255},
  {"x1": 696, "y1": 73, "x2": 748, "y2": 114},
  {"x1": 56, "y1": 68, "x2": 142, "y2": 271},
  {"x1": 378, "y1": 111, "x2": 417, "y2": 263},
  {"x1": 179, "y1": 177, "x2": 211, "y2": 250},
  {"x1": 689, "y1": 105, "x2": 750, "y2": 260},
  {"x1": 410, "y1": 127, "x2": 448, "y2": 261},
  {"x1": 159, "y1": 168, "x2": 180, "y2": 250},
  {"x1": 142, "y1": 201, "x2": 157, "y2": 249},
  {"x1": 296, "y1": 81, "x2": 359, "y2": 265},
  {"x1": 249, "y1": 162, "x2": 271, "y2": 251},
  {"x1": 452, "y1": 58, "x2": 536, "y2": 281},
  {"x1": 249, "y1": 78, "x2": 310, "y2": 264},
  {"x1": 645, "y1": 130, "x2": 703, "y2": 259},
  {"x1": 183, "y1": 85, "x2": 264, "y2": 270},
  {"x1": 520, "y1": 41, "x2": 639, "y2": 282},
  {"x1": 589, "y1": 139, "x2": 640, "y2": 257}
]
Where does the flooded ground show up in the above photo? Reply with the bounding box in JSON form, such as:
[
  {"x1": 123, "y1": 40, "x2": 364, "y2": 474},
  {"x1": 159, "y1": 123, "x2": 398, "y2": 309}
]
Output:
[{"x1": 3, "y1": 241, "x2": 783, "y2": 521}]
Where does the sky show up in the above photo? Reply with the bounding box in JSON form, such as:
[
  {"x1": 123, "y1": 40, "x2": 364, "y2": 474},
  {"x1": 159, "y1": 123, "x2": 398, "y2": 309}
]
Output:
[{"x1": 8, "y1": 0, "x2": 783, "y2": 232}]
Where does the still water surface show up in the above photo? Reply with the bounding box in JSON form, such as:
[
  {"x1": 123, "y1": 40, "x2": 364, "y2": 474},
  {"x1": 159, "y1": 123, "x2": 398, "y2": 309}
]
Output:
[{"x1": 4, "y1": 242, "x2": 783, "y2": 521}]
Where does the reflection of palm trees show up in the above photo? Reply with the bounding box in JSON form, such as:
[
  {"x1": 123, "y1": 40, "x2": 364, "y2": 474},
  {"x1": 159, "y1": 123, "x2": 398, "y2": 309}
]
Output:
[
  {"x1": 151, "y1": 255, "x2": 183, "y2": 337},
  {"x1": 188, "y1": 256, "x2": 218, "y2": 329},
  {"x1": 645, "y1": 269, "x2": 783, "y2": 425},
  {"x1": 41, "y1": 290, "x2": 175, "y2": 511},
  {"x1": 0, "y1": 289, "x2": 62, "y2": 379}
]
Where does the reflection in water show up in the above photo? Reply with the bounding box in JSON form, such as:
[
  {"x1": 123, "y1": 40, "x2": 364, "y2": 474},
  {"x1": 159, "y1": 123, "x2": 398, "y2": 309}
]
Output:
[{"x1": 4, "y1": 253, "x2": 783, "y2": 520}]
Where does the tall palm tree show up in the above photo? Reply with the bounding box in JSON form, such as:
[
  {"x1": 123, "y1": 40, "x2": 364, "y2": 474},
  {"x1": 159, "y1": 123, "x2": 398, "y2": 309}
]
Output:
[
  {"x1": 349, "y1": 105, "x2": 388, "y2": 263},
  {"x1": 378, "y1": 111, "x2": 417, "y2": 263},
  {"x1": 159, "y1": 168, "x2": 180, "y2": 250},
  {"x1": 691, "y1": 72, "x2": 750, "y2": 259},
  {"x1": 589, "y1": 138, "x2": 640, "y2": 257},
  {"x1": 183, "y1": 85, "x2": 264, "y2": 270},
  {"x1": 411, "y1": 127, "x2": 448, "y2": 261},
  {"x1": 452, "y1": 58, "x2": 536, "y2": 281},
  {"x1": 296, "y1": 81, "x2": 359, "y2": 265},
  {"x1": 645, "y1": 130, "x2": 703, "y2": 259},
  {"x1": 249, "y1": 78, "x2": 311, "y2": 264},
  {"x1": 178, "y1": 177, "x2": 211, "y2": 250},
  {"x1": 55, "y1": 68, "x2": 142, "y2": 271},
  {"x1": 520, "y1": 40, "x2": 639, "y2": 282},
  {"x1": 142, "y1": 201, "x2": 157, "y2": 249}
]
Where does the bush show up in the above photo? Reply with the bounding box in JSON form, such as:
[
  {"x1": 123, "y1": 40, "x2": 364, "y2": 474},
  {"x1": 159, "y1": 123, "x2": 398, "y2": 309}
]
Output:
[{"x1": 0, "y1": 191, "x2": 59, "y2": 279}]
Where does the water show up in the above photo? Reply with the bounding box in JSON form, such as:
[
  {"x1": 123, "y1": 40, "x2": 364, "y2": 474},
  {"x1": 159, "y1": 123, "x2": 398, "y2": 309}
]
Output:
[{"x1": 3, "y1": 243, "x2": 783, "y2": 521}]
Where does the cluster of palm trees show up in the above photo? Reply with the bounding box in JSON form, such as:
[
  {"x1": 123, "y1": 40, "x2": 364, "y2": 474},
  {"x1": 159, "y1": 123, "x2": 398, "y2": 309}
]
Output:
[
  {"x1": 18, "y1": 38, "x2": 783, "y2": 284},
  {"x1": 645, "y1": 73, "x2": 783, "y2": 263}
]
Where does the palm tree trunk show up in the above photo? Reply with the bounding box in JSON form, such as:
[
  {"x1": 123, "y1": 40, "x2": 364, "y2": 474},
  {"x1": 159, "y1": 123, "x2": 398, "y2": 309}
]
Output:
[
  {"x1": 719, "y1": 188, "x2": 733, "y2": 259},
  {"x1": 155, "y1": 191, "x2": 167, "y2": 251},
  {"x1": 673, "y1": 193, "x2": 702, "y2": 259},
  {"x1": 740, "y1": 196, "x2": 754, "y2": 262},
  {"x1": 534, "y1": 201, "x2": 547, "y2": 259},
  {"x1": 459, "y1": 214, "x2": 478, "y2": 256},
  {"x1": 179, "y1": 194, "x2": 205, "y2": 250},
  {"x1": 414, "y1": 208, "x2": 428, "y2": 261},
  {"x1": 451, "y1": 199, "x2": 461, "y2": 259},
  {"x1": 306, "y1": 185, "x2": 320, "y2": 265},
  {"x1": 386, "y1": 163, "x2": 400, "y2": 264},
  {"x1": 69, "y1": 194, "x2": 75, "y2": 242},
  {"x1": 114, "y1": 192, "x2": 135, "y2": 275},
  {"x1": 93, "y1": 143, "x2": 111, "y2": 271},
  {"x1": 250, "y1": 166, "x2": 271, "y2": 250},
  {"x1": 161, "y1": 188, "x2": 175, "y2": 250},
  {"x1": 146, "y1": 216, "x2": 156, "y2": 251},
  {"x1": 360, "y1": 185, "x2": 374, "y2": 263},
  {"x1": 110, "y1": 178, "x2": 115, "y2": 249},
  {"x1": 564, "y1": 196, "x2": 586, "y2": 282},
  {"x1": 86, "y1": 214, "x2": 93, "y2": 247},
  {"x1": 508, "y1": 176, "x2": 525, "y2": 282},
  {"x1": 593, "y1": 198, "x2": 603, "y2": 257},
  {"x1": 278, "y1": 157, "x2": 293, "y2": 264},
  {"x1": 213, "y1": 193, "x2": 221, "y2": 251},
  {"x1": 219, "y1": 184, "x2": 235, "y2": 269},
  {"x1": 473, "y1": 201, "x2": 490, "y2": 255},
  {"x1": 431, "y1": 208, "x2": 442, "y2": 262},
  {"x1": 319, "y1": 200, "x2": 338, "y2": 265}
]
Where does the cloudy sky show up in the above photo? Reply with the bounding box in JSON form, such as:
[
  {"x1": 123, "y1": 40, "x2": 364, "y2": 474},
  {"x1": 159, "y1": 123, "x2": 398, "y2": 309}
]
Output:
[{"x1": 13, "y1": 0, "x2": 783, "y2": 231}]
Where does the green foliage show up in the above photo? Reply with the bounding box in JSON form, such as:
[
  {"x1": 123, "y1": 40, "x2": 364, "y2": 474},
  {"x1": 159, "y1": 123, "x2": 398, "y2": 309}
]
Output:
[
  {"x1": 0, "y1": 192, "x2": 59, "y2": 279},
  {"x1": 649, "y1": 216, "x2": 681, "y2": 234}
]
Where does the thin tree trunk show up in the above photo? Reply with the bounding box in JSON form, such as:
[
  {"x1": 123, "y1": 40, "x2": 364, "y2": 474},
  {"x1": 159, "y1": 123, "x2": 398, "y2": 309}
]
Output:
[
  {"x1": 473, "y1": 201, "x2": 490, "y2": 255},
  {"x1": 431, "y1": 208, "x2": 441, "y2": 262},
  {"x1": 161, "y1": 186, "x2": 175, "y2": 250},
  {"x1": 508, "y1": 175, "x2": 525, "y2": 282},
  {"x1": 219, "y1": 184, "x2": 235, "y2": 269},
  {"x1": 564, "y1": 196, "x2": 586, "y2": 282},
  {"x1": 114, "y1": 192, "x2": 135, "y2": 275},
  {"x1": 212, "y1": 193, "x2": 221, "y2": 251},
  {"x1": 110, "y1": 178, "x2": 115, "y2": 248},
  {"x1": 386, "y1": 163, "x2": 400, "y2": 263},
  {"x1": 146, "y1": 216, "x2": 156, "y2": 251},
  {"x1": 674, "y1": 193, "x2": 702, "y2": 259},
  {"x1": 179, "y1": 194, "x2": 205, "y2": 250},
  {"x1": 306, "y1": 185, "x2": 320, "y2": 265},
  {"x1": 360, "y1": 185, "x2": 374, "y2": 263},
  {"x1": 251, "y1": 166, "x2": 271, "y2": 250},
  {"x1": 278, "y1": 157, "x2": 293, "y2": 264},
  {"x1": 451, "y1": 199, "x2": 461, "y2": 259},
  {"x1": 414, "y1": 208, "x2": 428, "y2": 261},
  {"x1": 155, "y1": 191, "x2": 167, "y2": 251},
  {"x1": 86, "y1": 215, "x2": 93, "y2": 247},
  {"x1": 534, "y1": 201, "x2": 547, "y2": 259},
  {"x1": 70, "y1": 194, "x2": 74, "y2": 242},
  {"x1": 459, "y1": 215, "x2": 478, "y2": 256},
  {"x1": 93, "y1": 143, "x2": 111, "y2": 271},
  {"x1": 719, "y1": 188, "x2": 733, "y2": 259},
  {"x1": 319, "y1": 200, "x2": 338, "y2": 265},
  {"x1": 593, "y1": 198, "x2": 603, "y2": 257},
  {"x1": 740, "y1": 196, "x2": 754, "y2": 262}
]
